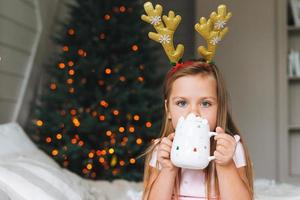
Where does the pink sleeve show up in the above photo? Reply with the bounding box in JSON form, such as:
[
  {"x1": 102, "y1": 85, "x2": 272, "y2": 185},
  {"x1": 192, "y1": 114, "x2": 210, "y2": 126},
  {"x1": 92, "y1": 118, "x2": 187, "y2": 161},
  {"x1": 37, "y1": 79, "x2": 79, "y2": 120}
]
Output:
[{"x1": 233, "y1": 141, "x2": 247, "y2": 168}]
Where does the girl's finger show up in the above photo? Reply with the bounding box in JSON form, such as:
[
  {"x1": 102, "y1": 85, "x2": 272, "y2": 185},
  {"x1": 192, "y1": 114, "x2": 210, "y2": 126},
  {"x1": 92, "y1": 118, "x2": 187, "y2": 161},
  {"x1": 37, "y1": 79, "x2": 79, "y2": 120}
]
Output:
[
  {"x1": 214, "y1": 151, "x2": 227, "y2": 162},
  {"x1": 161, "y1": 137, "x2": 173, "y2": 147},
  {"x1": 214, "y1": 150, "x2": 224, "y2": 160},
  {"x1": 216, "y1": 145, "x2": 227, "y2": 155},
  {"x1": 216, "y1": 138, "x2": 231, "y2": 147},
  {"x1": 158, "y1": 150, "x2": 170, "y2": 159},
  {"x1": 216, "y1": 134, "x2": 236, "y2": 146},
  {"x1": 215, "y1": 133, "x2": 235, "y2": 143},
  {"x1": 159, "y1": 144, "x2": 171, "y2": 153},
  {"x1": 214, "y1": 128, "x2": 236, "y2": 143},
  {"x1": 167, "y1": 132, "x2": 175, "y2": 141},
  {"x1": 216, "y1": 126, "x2": 225, "y2": 133},
  {"x1": 152, "y1": 138, "x2": 160, "y2": 144},
  {"x1": 158, "y1": 152, "x2": 168, "y2": 159}
]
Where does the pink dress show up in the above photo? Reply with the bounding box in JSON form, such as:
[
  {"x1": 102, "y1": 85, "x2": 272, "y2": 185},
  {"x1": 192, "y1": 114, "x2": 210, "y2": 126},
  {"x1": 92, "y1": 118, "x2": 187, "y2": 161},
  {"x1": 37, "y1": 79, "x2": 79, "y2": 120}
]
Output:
[{"x1": 149, "y1": 142, "x2": 247, "y2": 200}]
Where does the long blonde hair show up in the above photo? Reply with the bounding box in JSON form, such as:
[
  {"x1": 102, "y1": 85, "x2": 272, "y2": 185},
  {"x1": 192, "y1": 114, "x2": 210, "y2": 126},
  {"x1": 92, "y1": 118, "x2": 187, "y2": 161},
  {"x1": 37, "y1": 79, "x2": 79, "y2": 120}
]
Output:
[{"x1": 142, "y1": 60, "x2": 253, "y2": 199}]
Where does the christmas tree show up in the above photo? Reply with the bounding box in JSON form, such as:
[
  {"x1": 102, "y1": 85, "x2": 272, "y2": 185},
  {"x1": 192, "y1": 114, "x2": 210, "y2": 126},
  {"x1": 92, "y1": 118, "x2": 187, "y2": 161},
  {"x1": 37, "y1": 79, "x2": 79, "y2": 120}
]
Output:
[{"x1": 26, "y1": 0, "x2": 163, "y2": 181}]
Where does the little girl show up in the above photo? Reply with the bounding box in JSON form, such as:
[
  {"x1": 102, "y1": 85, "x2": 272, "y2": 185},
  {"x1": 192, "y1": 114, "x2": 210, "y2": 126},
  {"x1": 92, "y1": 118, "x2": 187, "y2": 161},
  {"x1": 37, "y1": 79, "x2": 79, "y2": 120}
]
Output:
[
  {"x1": 142, "y1": 60, "x2": 253, "y2": 200},
  {"x1": 141, "y1": 2, "x2": 253, "y2": 200}
]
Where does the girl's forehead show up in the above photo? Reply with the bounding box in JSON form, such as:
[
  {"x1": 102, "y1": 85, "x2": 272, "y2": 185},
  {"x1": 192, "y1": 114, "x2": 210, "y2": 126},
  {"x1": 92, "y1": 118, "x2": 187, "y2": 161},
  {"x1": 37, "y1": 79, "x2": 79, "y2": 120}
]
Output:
[{"x1": 170, "y1": 74, "x2": 217, "y2": 98}]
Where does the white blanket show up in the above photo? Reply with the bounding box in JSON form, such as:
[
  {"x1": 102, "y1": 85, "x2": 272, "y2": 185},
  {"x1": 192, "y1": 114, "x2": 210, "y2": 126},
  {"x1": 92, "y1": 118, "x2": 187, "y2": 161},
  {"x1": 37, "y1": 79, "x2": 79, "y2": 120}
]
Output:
[{"x1": 0, "y1": 122, "x2": 300, "y2": 200}]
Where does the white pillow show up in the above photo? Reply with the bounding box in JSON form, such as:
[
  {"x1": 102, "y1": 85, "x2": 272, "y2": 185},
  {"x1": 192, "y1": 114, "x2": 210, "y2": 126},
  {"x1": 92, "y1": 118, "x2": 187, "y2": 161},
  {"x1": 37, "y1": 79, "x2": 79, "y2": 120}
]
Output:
[
  {"x1": 0, "y1": 122, "x2": 59, "y2": 168},
  {"x1": 0, "y1": 122, "x2": 38, "y2": 156},
  {"x1": 0, "y1": 123, "x2": 105, "y2": 200},
  {"x1": 0, "y1": 157, "x2": 98, "y2": 200}
]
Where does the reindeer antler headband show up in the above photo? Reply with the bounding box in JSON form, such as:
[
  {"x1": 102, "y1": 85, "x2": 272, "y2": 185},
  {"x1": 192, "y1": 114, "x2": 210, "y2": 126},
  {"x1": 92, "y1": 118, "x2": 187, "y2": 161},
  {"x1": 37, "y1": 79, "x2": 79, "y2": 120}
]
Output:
[{"x1": 141, "y1": 2, "x2": 232, "y2": 68}]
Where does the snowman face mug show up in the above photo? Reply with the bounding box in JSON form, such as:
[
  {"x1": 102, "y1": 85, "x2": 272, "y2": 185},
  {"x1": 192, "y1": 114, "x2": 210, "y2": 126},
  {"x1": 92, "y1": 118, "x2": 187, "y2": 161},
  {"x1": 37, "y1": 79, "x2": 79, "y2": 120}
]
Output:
[{"x1": 170, "y1": 113, "x2": 218, "y2": 170}]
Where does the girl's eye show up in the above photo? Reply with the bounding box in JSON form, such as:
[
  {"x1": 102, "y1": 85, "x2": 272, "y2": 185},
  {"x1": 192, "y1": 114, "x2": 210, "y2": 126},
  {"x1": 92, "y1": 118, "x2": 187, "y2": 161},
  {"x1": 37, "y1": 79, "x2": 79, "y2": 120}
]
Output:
[
  {"x1": 201, "y1": 101, "x2": 211, "y2": 108},
  {"x1": 176, "y1": 100, "x2": 187, "y2": 107}
]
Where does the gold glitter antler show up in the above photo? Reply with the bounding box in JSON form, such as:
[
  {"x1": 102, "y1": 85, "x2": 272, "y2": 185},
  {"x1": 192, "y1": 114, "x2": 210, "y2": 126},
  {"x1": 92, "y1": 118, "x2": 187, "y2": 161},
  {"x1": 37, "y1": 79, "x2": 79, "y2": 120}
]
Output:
[
  {"x1": 141, "y1": 2, "x2": 184, "y2": 64},
  {"x1": 195, "y1": 5, "x2": 232, "y2": 63}
]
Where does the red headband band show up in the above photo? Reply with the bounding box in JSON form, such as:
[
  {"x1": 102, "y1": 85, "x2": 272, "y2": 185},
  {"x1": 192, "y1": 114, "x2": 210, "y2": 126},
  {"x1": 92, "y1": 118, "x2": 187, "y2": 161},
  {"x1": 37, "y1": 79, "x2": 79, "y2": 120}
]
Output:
[{"x1": 167, "y1": 61, "x2": 212, "y2": 77}]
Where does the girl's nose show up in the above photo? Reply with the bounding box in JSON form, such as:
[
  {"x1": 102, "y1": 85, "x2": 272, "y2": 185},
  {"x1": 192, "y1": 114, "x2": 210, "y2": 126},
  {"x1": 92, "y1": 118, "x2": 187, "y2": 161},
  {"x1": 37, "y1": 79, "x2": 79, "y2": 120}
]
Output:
[
  {"x1": 190, "y1": 105, "x2": 201, "y2": 117},
  {"x1": 192, "y1": 112, "x2": 200, "y2": 117}
]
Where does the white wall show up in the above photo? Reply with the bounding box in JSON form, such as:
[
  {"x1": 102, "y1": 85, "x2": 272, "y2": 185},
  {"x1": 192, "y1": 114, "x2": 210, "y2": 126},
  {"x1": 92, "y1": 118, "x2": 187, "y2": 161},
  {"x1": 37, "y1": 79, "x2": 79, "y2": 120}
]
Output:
[
  {"x1": 0, "y1": 0, "x2": 72, "y2": 125},
  {"x1": 195, "y1": 0, "x2": 278, "y2": 180},
  {"x1": 17, "y1": 0, "x2": 71, "y2": 126},
  {"x1": 0, "y1": 0, "x2": 39, "y2": 123}
]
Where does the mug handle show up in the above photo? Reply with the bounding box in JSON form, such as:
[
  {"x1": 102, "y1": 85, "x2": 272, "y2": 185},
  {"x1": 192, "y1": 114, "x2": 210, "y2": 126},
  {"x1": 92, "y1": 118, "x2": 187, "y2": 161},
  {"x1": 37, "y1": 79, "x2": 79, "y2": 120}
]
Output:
[
  {"x1": 209, "y1": 131, "x2": 218, "y2": 137},
  {"x1": 208, "y1": 132, "x2": 218, "y2": 161},
  {"x1": 208, "y1": 156, "x2": 216, "y2": 161},
  {"x1": 210, "y1": 131, "x2": 241, "y2": 142},
  {"x1": 208, "y1": 133, "x2": 241, "y2": 162}
]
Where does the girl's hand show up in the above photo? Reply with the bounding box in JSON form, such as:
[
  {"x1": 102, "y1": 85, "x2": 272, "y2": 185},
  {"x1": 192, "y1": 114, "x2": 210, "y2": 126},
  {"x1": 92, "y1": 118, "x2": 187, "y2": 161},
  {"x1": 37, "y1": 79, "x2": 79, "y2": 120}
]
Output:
[
  {"x1": 214, "y1": 127, "x2": 237, "y2": 166},
  {"x1": 157, "y1": 133, "x2": 179, "y2": 172}
]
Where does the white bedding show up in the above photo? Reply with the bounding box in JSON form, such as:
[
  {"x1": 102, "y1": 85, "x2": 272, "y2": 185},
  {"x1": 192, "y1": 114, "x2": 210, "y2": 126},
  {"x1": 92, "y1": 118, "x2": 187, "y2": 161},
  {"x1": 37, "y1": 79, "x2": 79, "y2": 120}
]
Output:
[
  {"x1": 0, "y1": 123, "x2": 100, "y2": 200},
  {"x1": 0, "y1": 122, "x2": 299, "y2": 200}
]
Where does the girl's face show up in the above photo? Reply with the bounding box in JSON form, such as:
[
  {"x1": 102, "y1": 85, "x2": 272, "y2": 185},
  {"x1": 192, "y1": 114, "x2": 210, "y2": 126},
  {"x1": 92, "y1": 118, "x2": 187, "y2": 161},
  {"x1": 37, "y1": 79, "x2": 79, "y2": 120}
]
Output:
[{"x1": 165, "y1": 74, "x2": 218, "y2": 131}]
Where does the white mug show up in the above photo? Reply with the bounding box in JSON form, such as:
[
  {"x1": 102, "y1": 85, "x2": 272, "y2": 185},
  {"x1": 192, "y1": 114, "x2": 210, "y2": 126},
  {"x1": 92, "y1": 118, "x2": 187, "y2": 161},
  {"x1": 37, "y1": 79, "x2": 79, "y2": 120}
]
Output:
[{"x1": 170, "y1": 113, "x2": 218, "y2": 170}]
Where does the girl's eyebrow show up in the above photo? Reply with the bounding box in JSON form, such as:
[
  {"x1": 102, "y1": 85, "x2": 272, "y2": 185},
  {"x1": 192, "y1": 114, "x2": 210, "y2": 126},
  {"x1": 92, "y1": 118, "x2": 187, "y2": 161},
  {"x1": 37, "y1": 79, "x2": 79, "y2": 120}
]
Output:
[{"x1": 172, "y1": 96, "x2": 217, "y2": 101}]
